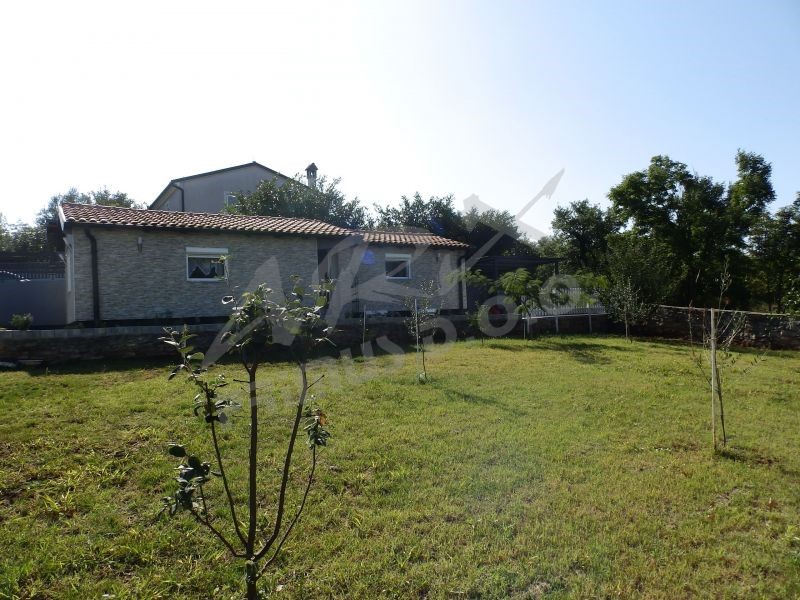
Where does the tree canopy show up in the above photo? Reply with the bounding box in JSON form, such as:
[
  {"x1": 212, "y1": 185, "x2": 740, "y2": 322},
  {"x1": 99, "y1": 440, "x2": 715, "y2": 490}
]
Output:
[
  {"x1": 227, "y1": 176, "x2": 372, "y2": 230},
  {"x1": 608, "y1": 150, "x2": 776, "y2": 307}
]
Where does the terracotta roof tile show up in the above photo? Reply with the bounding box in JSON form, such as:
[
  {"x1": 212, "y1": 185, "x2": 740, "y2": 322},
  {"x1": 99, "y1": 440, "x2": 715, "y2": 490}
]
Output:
[
  {"x1": 359, "y1": 230, "x2": 469, "y2": 249},
  {"x1": 60, "y1": 204, "x2": 469, "y2": 249},
  {"x1": 60, "y1": 203, "x2": 351, "y2": 237}
]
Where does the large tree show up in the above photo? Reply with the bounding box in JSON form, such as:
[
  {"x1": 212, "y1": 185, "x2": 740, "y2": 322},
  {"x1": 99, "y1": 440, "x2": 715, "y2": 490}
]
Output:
[
  {"x1": 551, "y1": 199, "x2": 619, "y2": 273},
  {"x1": 2, "y1": 188, "x2": 138, "y2": 253},
  {"x1": 374, "y1": 193, "x2": 467, "y2": 240},
  {"x1": 229, "y1": 176, "x2": 372, "y2": 230},
  {"x1": 749, "y1": 194, "x2": 800, "y2": 312},
  {"x1": 608, "y1": 151, "x2": 775, "y2": 307},
  {"x1": 36, "y1": 188, "x2": 140, "y2": 228}
]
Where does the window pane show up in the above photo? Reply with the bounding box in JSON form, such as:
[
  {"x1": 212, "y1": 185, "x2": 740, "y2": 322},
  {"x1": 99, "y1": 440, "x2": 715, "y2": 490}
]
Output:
[
  {"x1": 188, "y1": 256, "x2": 226, "y2": 279},
  {"x1": 385, "y1": 259, "x2": 409, "y2": 278}
]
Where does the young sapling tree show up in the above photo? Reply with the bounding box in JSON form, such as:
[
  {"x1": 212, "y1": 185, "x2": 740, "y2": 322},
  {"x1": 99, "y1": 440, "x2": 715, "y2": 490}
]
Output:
[
  {"x1": 404, "y1": 280, "x2": 442, "y2": 382},
  {"x1": 159, "y1": 278, "x2": 334, "y2": 599}
]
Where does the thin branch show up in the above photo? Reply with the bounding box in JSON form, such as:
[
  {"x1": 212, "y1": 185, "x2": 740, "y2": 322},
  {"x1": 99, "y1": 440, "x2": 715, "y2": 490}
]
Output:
[
  {"x1": 256, "y1": 446, "x2": 317, "y2": 579},
  {"x1": 307, "y1": 374, "x2": 325, "y2": 390},
  {"x1": 189, "y1": 508, "x2": 243, "y2": 558},
  {"x1": 255, "y1": 362, "x2": 309, "y2": 561},
  {"x1": 210, "y1": 418, "x2": 247, "y2": 546}
]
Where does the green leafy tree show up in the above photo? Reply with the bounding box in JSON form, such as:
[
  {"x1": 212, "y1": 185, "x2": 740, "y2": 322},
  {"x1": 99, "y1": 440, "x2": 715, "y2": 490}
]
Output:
[
  {"x1": 748, "y1": 195, "x2": 800, "y2": 312},
  {"x1": 229, "y1": 176, "x2": 372, "y2": 229},
  {"x1": 159, "y1": 278, "x2": 334, "y2": 599},
  {"x1": 37, "y1": 187, "x2": 140, "y2": 228},
  {"x1": 0, "y1": 214, "x2": 14, "y2": 251},
  {"x1": 609, "y1": 151, "x2": 775, "y2": 307},
  {"x1": 462, "y1": 206, "x2": 525, "y2": 256},
  {"x1": 551, "y1": 199, "x2": 619, "y2": 272},
  {"x1": 375, "y1": 193, "x2": 467, "y2": 240},
  {"x1": 603, "y1": 276, "x2": 649, "y2": 342},
  {"x1": 492, "y1": 268, "x2": 542, "y2": 340}
]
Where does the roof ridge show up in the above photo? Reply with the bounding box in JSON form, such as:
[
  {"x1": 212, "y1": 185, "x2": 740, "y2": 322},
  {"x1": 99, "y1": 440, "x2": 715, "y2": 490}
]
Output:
[{"x1": 63, "y1": 203, "x2": 340, "y2": 226}]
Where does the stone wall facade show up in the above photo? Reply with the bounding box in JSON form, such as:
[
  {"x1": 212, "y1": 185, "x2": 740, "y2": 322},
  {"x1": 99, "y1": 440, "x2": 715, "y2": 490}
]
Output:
[
  {"x1": 68, "y1": 227, "x2": 320, "y2": 322},
  {"x1": 65, "y1": 226, "x2": 465, "y2": 324}
]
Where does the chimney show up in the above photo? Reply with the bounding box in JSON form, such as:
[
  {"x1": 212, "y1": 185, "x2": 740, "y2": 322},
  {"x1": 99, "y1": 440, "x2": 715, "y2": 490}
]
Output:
[{"x1": 305, "y1": 163, "x2": 318, "y2": 189}]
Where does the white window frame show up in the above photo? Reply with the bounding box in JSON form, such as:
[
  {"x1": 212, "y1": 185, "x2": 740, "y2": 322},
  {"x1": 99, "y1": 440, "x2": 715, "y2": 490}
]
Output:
[
  {"x1": 223, "y1": 191, "x2": 237, "y2": 206},
  {"x1": 186, "y1": 247, "x2": 228, "y2": 282},
  {"x1": 385, "y1": 253, "x2": 412, "y2": 280}
]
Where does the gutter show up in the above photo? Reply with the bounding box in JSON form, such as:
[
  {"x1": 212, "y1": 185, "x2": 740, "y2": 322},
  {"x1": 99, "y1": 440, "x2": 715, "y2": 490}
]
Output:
[
  {"x1": 457, "y1": 254, "x2": 466, "y2": 311},
  {"x1": 170, "y1": 182, "x2": 185, "y2": 212},
  {"x1": 84, "y1": 227, "x2": 101, "y2": 325}
]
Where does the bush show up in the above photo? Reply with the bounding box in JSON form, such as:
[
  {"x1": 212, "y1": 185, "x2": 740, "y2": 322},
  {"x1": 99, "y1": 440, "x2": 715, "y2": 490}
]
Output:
[{"x1": 9, "y1": 313, "x2": 33, "y2": 330}]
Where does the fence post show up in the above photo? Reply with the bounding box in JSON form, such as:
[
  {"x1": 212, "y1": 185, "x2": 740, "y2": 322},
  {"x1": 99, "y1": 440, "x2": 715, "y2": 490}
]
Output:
[
  {"x1": 588, "y1": 312, "x2": 593, "y2": 334},
  {"x1": 710, "y1": 307, "x2": 718, "y2": 451}
]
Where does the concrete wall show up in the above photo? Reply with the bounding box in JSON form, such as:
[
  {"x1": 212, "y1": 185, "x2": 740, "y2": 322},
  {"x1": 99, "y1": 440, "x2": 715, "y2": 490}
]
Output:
[
  {"x1": 0, "y1": 278, "x2": 66, "y2": 327},
  {"x1": 157, "y1": 165, "x2": 288, "y2": 213},
  {"x1": 68, "y1": 227, "x2": 321, "y2": 322}
]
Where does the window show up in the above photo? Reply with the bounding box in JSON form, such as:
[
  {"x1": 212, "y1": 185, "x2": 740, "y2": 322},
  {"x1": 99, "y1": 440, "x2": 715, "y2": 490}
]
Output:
[
  {"x1": 224, "y1": 192, "x2": 237, "y2": 207},
  {"x1": 385, "y1": 253, "x2": 411, "y2": 279},
  {"x1": 186, "y1": 247, "x2": 228, "y2": 281}
]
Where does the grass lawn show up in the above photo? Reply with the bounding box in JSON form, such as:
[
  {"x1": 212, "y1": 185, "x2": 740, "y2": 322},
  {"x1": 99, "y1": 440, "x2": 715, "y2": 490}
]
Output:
[{"x1": 1, "y1": 335, "x2": 799, "y2": 599}]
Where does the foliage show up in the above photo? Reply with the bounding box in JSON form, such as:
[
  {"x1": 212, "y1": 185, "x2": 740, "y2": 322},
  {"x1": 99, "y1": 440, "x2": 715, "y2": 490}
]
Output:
[
  {"x1": 605, "y1": 231, "x2": 680, "y2": 306},
  {"x1": 748, "y1": 195, "x2": 800, "y2": 312},
  {"x1": 375, "y1": 194, "x2": 466, "y2": 239},
  {"x1": 0, "y1": 188, "x2": 140, "y2": 253},
  {"x1": 376, "y1": 195, "x2": 530, "y2": 256},
  {"x1": 37, "y1": 188, "x2": 141, "y2": 229},
  {"x1": 491, "y1": 268, "x2": 542, "y2": 340},
  {"x1": 462, "y1": 206, "x2": 528, "y2": 256},
  {"x1": 609, "y1": 151, "x2": 775, "y2": 307},
  {"x1": 466, "y1": 301, "x2": 490, "y2": 345},
  {"x1": 9, "y1": 313, "x2": 33, "y2": 330},
  {"x1": 228, "y1": 176, "x2": 371, "y2": 230},
  {"x1": 603, "y1": 277, "x2": 649, "y2": 342},
  {"x1": 551, "y1": 199, "x2": 619, "y2": 273},
  {"x1": 159, "y1": 278, "x2": 334, "y2": 599}
]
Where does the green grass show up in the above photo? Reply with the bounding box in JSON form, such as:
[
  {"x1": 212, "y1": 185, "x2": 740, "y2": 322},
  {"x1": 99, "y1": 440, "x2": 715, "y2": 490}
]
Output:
[{"x1": 0, "y1": 335, "x2": 798, "y2": 599}]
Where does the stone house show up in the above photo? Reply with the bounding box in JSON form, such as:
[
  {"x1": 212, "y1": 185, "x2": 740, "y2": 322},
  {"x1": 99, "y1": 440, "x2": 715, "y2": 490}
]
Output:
[{"x1": 58, "y1": 203, "x2": 468, "y2": 325}]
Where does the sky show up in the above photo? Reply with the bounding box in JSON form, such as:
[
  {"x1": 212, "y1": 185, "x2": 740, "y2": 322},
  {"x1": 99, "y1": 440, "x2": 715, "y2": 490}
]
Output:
[{"x1": 1, "y1": 0, "x2": 798, "y2": 234}]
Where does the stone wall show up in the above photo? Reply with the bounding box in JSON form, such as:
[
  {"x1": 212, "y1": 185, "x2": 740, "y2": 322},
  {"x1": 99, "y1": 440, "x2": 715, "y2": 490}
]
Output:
[
  {"x1": 69, "y1": 228, "x2": 320, "y2": 323},
  {"x1": 0, "y1": 313, "x2": 608, "y2": 365},
  {"x1": 622, "y1": 305, "x2": 800, "y2": 350}
]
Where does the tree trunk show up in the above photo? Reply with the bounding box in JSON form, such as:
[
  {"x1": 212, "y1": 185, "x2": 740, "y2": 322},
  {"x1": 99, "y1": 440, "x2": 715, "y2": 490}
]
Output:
[
  {"x1": 246, "y1": 576, "x2": 258, "y2": 600},
  {"x1": 716, "y1": 362, "x2": 727, "y2": 446},
  {"x1": 247, "y1": 368, "x2": 258, "y2": 554}
]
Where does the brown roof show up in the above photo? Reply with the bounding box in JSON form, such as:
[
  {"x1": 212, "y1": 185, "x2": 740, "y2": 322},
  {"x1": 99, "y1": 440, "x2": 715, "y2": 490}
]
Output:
[
  {"x1": 60, "y1": 203, "x2": 351, "y2": 237},
  {"x1": 359, "y1": 230, "x2": 469, "y2": 249},
  {"x1": 60, "y1": 203, "x2": 469, "y2": 249}
]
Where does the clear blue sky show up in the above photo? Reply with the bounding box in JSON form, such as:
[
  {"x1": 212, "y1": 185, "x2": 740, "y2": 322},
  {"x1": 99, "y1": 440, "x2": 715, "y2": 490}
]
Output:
[{"x1": 0, "y1": 0, "x2": 797, "y2": 233}]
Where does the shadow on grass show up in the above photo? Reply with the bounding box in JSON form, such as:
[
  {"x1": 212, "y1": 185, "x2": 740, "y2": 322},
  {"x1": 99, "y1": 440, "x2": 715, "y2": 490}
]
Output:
[
  {"x1": 432, "y1": 381, "x2": 516, "y2": 410},
  {"x1": 540, "y1": 338, "x2": 634, "y2": 365},
  {"x1": 716, "y1": 445, "x2": 781, "y2": 467}
]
